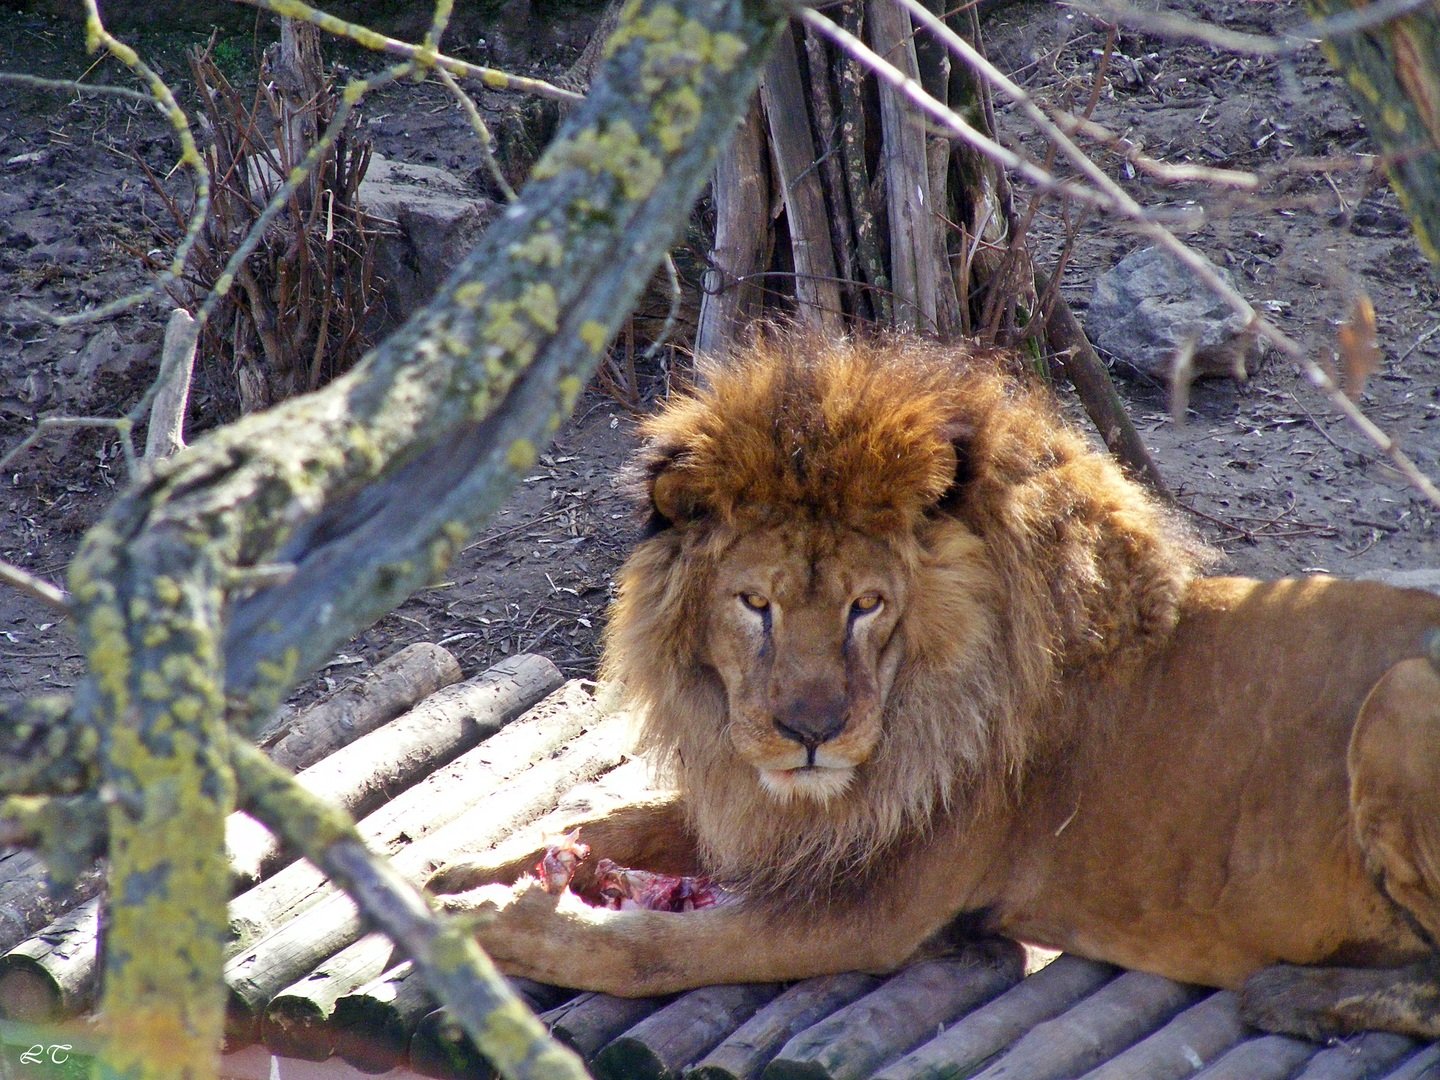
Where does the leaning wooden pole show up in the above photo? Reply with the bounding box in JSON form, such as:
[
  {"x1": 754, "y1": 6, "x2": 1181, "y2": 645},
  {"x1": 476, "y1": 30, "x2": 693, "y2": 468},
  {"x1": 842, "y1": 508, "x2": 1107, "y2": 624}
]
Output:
[{"x1": 0, "y1": 0, "x2": 791, "y2": 1076}]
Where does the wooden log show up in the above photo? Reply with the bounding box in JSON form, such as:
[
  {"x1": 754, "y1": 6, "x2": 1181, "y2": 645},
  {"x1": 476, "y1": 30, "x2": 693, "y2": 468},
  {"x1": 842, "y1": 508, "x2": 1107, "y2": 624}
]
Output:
[
  {"x1": 392, "y1": 709, "x2": 631, "y2": 879},
  {"x1": 332, "y1": 962, "x2": 436, "y2": 1073},
  {"x1": 228, "y1": 653, "x2": 562, "y2": 887},
  {"x1": 1076, "y1": 991, "x2": 1248, "y2": 1080},
  {"x1": 411, "y1": 1007, "x2": 499, "y2": 1080},
  {"x1": 258, "y1": 642, "x2": 464, "y2": 769},
  {"x1": 229, "y1": 679, "x2": 603, "y2": 950},
  {"x1": 0, "y1": 848, "x2": 103, "y2": 955},
  {"x1": 223, "y1": 706, "x2": 630, "y2": 1047},
  {"x1": 1190, "y1": 1033, "x2": 1319, "y2": 1079},
  {"x1": 261, "y1": 933, "x2": 395, "y2": 1061},
  {"x1": 1293, "y1": 1031, "x2": 1420, "y2": 1079},
  {"x1": 1374, "y1": 1042, "x2": 1440, "y2": 1080},
  {"x1": 968, "y1": 971, "x2": 1208, "y2": 1080},
  {"x1": 592, "y1": 983, "x2": 783, "y2": 1080},
  {"x1": 542, "y1": 992, "x2": 672, "y2": 1061},
  {"x1": 873, "y1": 953, "x2": 1117, "y2": 1080},
  {"x1": 0, "y1": 645, "x2": 478, "y2": 1017},
  {"x1": 409, "y1": 981, "x2": 573, "y2": 1080},
  {"x1": 765, "y1": 948, "x2": 1026, "y2": 1080},
  {"x1": 0, "y1": 896, "x2": 101, "y2": 1022},
  {"x1": 690, "y1": 973, "x2": 883, "y2": 1080}
]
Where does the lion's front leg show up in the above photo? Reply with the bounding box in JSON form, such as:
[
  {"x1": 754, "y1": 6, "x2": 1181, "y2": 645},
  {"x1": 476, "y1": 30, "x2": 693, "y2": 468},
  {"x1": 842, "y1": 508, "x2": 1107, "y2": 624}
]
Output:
[
  {"x1": 426, "y1": 789, "x2": 697, "y2": 897},
  {"x1": 439, "y1": 878, "x2": 944, "y2": 997},
  {"x1": 1241, "y1": 959, "x2": 1440, "y2": 1040}
]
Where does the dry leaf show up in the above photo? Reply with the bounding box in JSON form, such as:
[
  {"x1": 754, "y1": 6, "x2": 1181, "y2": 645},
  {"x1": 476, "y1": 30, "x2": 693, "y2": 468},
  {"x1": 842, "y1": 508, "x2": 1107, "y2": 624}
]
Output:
[
  {"x1": 1337, "y1": 293, "x2": 1380, "y2": 398},
  {"x1": 1168, "y1": 338, "x2": 1197, "y2": 428}
]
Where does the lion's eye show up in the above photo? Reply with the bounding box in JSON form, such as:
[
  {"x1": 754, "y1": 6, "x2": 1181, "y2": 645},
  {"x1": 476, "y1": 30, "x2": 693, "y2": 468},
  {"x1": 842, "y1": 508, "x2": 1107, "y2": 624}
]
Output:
[
  {"x1": 739, "y1": 593, "x2": 771, "y2": 613},
  {"x1": 850, "y1": 593, "x2": 883, "y2": 617}
]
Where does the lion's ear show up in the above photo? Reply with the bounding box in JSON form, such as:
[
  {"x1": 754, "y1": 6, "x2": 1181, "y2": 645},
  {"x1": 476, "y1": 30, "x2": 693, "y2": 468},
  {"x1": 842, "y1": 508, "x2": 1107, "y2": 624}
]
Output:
[
  {"x1": 934, "y1": 418, "x2": 977, "y2": 512},
  {"x1": 644, "y1": 446, "x2": 707, "y2": 532}
]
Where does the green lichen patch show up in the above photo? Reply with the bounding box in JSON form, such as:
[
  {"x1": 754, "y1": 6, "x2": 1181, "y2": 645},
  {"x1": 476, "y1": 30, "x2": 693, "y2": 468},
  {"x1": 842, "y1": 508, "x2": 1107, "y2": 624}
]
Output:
[{"x1": 532, "y1": 120, "x2": 663, "y2": 202}]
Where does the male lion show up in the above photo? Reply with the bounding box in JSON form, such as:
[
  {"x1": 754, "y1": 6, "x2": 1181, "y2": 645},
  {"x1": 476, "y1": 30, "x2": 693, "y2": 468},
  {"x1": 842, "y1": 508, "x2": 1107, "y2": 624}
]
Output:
[{"x1": 430, "y1": 334, "x2": 1440, "y2": 1040}]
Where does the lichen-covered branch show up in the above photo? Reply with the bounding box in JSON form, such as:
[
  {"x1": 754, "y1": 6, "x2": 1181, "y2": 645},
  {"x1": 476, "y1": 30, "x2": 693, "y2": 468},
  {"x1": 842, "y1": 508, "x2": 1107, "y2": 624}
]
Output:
[
  {"x1": 51, "y1": 0, "x2": 786, "y2": 1076},
  {"x1": 230, "y1": 739, "x2": 588, "y2": 1079}
]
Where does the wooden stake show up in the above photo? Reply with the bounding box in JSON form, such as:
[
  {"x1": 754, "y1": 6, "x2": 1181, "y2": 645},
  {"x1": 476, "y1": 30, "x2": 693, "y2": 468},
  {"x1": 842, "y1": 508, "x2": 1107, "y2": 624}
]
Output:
[
  {"x1": 0, "y1": 848, "x2": 103, "y2": 956},
  {"x1": 261, "y1": 933, "x2": 396, "y2": 1061},
  {"x1": 695, "y1": 104, "x2": 771, "y2": 356},
  {"x1": 410, "y1": 981, "x2": 572, "y2": 1080},
  {"x1": 758, "y1": 27, "x2": 844, "y2": 337},
  {"x1": 0, "y1": 897, "x2": 101, "y2": 1022},
  {"x1": 333, "y1": 962, "x2": 436, "y2": 1073},
  {"x1": 1290, "y1": 1031, "x2": 1419, "y2": 1080},
  {"x1": 1188, "y1": 1033, "x2": 1318, "y2": 1080}
]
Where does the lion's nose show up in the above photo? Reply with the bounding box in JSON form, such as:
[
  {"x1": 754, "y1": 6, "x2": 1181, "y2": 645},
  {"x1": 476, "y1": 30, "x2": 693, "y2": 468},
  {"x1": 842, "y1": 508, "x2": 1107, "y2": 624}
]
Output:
[{"x1": 773, "y1": 698, "x2": 847, "y2": 752}]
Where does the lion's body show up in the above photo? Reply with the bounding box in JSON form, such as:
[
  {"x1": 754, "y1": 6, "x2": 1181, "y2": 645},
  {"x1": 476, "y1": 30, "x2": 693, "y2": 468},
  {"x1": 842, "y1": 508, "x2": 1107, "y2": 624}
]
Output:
[{"x1": 431, "y1": 334, "x2": 1440, "y2": 1039}]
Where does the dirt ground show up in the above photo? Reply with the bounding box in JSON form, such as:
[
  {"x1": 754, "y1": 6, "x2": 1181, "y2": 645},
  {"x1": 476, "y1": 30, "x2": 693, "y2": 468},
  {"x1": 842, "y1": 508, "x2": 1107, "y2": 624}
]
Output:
[{"x1": 1, "y1": 0, "x2": 1437, "y2": 711}]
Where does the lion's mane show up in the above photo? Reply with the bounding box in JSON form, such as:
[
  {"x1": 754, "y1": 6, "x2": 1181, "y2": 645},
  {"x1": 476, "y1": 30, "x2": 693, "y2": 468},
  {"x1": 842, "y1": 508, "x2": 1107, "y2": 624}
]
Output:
[{"x1": 601, "y1": 333, "x2": 1204, "y2": 904}]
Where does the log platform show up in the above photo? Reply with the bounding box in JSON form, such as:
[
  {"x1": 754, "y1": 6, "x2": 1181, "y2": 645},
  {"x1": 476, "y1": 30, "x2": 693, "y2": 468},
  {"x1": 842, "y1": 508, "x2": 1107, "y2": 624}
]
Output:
[{"x1": 3, "y1": 647, "x2": 1438, "y2": 1080}]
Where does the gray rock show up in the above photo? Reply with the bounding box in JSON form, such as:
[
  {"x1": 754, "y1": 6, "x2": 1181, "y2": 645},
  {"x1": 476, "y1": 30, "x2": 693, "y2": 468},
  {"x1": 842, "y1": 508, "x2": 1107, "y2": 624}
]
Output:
[
  {"x1": 1358, "y1": 568, "x2": 1440, "y2": 596},
  {"x1": 358, "y1": 155, "x2": 498, "y2": 332},
  {"x1": 1086, "y1": 246, "x2": 1260, "y2": 381}
]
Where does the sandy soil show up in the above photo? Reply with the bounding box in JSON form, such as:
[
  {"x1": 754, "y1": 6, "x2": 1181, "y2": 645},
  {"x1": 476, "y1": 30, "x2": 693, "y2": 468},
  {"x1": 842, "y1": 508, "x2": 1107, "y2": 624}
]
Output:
[{"x1": 1, "y1": 0, "x2": 1437, "y2": 709}]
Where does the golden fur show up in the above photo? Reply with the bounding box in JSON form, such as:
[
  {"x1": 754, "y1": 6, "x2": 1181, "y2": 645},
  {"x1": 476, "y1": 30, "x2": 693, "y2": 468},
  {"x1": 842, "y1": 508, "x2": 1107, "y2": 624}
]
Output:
[
  {"x1": 603, "y1": 334, "x2": 1200, "y2": 903},
  {"x1": 431, "y1": 333, "x2": 1440, "y2": 1041}
]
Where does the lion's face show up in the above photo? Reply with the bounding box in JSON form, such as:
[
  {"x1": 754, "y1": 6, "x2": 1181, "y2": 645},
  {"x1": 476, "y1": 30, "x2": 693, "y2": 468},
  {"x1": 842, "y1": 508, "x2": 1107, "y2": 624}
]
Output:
[
  {"x1": 701, "y1": 524, "x2": 910, "y2": 804},
  {"x1": 603, "y1": 333, "x2": 1197, "y2": 900}
]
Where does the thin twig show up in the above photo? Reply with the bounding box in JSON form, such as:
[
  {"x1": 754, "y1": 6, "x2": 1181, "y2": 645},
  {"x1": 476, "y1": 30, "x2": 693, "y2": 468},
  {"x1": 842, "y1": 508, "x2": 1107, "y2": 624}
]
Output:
[
  {"x1": 16, "y1": 2, "x2": 212, "y2": 329},
  {"x1": 228, "y1": 0, "x2": 582, "y2": 104},
  {"x1": 0, "y1": 415, "x2": 136, "y2": 475},
  {"x1": 877, "y1": 0, "x2": 1440, "y2": 512},
  {"x1": 0, "y1": 561, "x2": 71, "y2": 613},
  {"x1": 1066, "y1": 0, "x2": 1438, "y2": 57},
  {"x1": 792, "y1": 5, "x2": 1115, "y2": 212},
  {"x1": 434, "y1": 64, "x2": 517, "y2": 201},
  {"x1": 0, "y1": 72, "x2": 154, "y2": 105}
]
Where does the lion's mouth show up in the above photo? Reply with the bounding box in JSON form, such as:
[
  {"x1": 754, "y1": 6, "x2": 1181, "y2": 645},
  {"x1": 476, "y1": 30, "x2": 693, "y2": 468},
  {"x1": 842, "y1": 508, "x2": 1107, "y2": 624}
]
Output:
[{"x1": 759, "y1": 763, "x2": 855, "y2": 803}]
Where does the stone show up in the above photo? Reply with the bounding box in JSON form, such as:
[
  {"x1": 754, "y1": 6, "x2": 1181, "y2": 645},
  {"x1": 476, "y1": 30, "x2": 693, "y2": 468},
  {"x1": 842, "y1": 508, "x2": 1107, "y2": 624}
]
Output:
[
  {"x1": 358, "y1": 154, "x2": 498, "y2": 332},
  {"x1": 1359, "y1": 568, "x2": 1440, "y2": 596},
  {"x1": 1086, "y1": 245, "x2": 1260, "y2": 381}
]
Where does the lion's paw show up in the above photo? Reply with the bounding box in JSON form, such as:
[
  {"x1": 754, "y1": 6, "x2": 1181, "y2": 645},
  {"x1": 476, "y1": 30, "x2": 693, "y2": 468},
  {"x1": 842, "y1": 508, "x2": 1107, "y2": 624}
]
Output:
[
  {"x1": 426, "y1": 859, "x2": 497, "y2": 896},
  {"x1": 1240, "y1": 965, "x2": 1348, "y2": 1041},
  {"x1": 439, "y1": 877, "x2": 609, "y2": 984}
]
